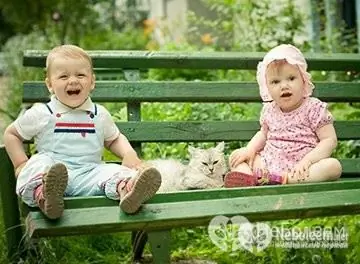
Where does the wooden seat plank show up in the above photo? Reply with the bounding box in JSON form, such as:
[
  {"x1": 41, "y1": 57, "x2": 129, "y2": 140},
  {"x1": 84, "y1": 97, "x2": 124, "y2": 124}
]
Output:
[
  {"x1": 27, "y1": 187, "x2": 360, "y2": 238},
  {"x1": 22, "y1": 177, "x2": 360, "y2": 212}
]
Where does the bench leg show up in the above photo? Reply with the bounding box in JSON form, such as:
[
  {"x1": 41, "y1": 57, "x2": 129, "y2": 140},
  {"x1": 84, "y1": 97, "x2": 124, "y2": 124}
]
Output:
[
  {"x1": 131, "y1": 230, "x2": 148, "y2": 261},
  {"x1": 0, "y1": 147, "x2": 24, "y2": 262},
  {"x1": 148, "y1": 230, "x2": 171, "y2": 264}
]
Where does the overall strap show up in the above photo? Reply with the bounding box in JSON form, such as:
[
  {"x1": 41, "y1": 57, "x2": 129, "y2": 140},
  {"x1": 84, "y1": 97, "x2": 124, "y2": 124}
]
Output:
[{"x1": 44, "y1": 103, "x2": 53, "y2": 114}]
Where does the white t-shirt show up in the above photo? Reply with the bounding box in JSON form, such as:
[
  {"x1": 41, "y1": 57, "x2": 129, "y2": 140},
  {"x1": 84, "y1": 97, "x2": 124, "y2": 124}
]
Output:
[{"x1": 14, "y1": 95, "x2": 120, "y2": 142}]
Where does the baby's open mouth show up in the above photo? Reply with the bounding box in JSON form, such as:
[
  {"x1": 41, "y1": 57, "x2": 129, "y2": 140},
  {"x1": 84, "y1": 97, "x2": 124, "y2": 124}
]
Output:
[
  {"x1": 280, "y1": 92, "x2": 292, "y2": 97},
  {"x1": 67, "y1": 89, "x2": 81, "y2": 96}
]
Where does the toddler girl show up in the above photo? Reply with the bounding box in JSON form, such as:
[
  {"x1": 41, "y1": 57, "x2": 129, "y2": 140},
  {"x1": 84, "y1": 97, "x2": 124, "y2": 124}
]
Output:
[{"x1": 225, "y1": 44, "x2": 342, "y2": 187}]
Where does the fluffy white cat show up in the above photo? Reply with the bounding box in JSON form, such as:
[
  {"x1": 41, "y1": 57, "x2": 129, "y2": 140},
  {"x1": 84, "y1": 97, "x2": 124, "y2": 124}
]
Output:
[{"x1": 149, "y1": 142, "x2": 227, "y2": 193}]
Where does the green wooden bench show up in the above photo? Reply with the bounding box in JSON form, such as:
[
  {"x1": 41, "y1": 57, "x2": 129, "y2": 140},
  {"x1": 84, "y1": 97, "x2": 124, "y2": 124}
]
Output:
[{"x1": 1, "y1": 50, "x2": 360, "y2": 263}]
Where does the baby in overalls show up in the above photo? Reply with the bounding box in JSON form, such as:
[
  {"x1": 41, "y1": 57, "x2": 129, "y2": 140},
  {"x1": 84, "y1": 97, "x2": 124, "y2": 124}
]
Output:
[{"x1": 3, "y1": 44, "x2": 162, "y2": 219}]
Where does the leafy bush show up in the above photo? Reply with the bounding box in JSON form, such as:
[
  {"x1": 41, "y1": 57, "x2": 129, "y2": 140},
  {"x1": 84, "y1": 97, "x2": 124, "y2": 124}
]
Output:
[{"x1": 187, "y1": 0, "x2": 309, "y2": 51}]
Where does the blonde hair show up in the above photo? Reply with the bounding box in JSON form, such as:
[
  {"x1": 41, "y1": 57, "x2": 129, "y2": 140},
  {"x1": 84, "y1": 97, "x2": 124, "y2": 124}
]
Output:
[
  {"x1": 266, "y1": 59, "x2": 304, "y2": 82},
  {"x1": 266, "y1": 59, "x2": 293, "y2": 75},
  {"x1": 46, "y1": 44, "x2": 93, "y2": 77}
]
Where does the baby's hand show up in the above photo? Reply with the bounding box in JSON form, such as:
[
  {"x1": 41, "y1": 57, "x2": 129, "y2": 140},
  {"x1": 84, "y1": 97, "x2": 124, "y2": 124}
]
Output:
[
  {"x1": 289, "y1": 159, "x2": 312, "y2": 182},
  {"x1": 229, "y1": 147, "x2": 256, "y2": 169},
  {"x1": 122, "y1": 151, "x2": 142, "y2": 169}
]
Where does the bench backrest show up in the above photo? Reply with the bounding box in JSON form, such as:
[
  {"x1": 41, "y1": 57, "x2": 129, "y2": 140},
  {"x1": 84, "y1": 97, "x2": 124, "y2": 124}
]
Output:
[{"x1": 22, "y1": 50, "x2": 360, "y2": 177}]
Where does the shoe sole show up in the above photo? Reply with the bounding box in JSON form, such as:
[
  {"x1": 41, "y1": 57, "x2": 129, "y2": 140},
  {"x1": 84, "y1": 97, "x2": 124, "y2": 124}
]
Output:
[
  {"x1": 120, "y1": 167, "x2": 161, "y2": 214},
  {"x1": 42, "y1": 163, "x2": 68, "y2": 219},
  {"x1": 224, "y1": 171, "x2": 257, "y2": 188}
]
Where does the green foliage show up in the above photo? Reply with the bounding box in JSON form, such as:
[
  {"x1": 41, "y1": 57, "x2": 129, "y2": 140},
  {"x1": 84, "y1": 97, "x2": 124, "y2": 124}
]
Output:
[
  {"x1": 80, "y1": 25, "x2": 150, "y2": 50},
  {"x1": 0, "y1": 0, "x2": 108, "y2": 44},
  {"x1": 0, "y1": 0, "x2": 150, "y2": 48},
  {"x1": 187, "y1": 0, "x2": 309, "y2": 51},
  {"x1": 313, "y1": 0, "x2": 358, "y2": 54},
  {"x1": 0, "y1": 0, "x2": 54, "y2": 34},
  {"x1": 1, "y1": 31, "x2": 51, "y2": 119}
]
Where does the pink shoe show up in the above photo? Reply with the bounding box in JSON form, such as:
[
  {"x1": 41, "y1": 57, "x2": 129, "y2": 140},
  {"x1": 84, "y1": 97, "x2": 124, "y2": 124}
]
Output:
[
  {"x1": 255, "y1": 169, "x2": 287, "y2": 185},
  {"x1": 224, "y1": 171, "x2": 257, "y2": 188}
]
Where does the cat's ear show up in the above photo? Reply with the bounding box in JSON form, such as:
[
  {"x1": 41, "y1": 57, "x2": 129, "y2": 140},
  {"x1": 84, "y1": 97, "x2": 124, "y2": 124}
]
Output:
[
  {"x1": 215, "y1": 141, "x2": 225, "y2": 152},
  {"x1": 188, "y1": 145, "x2": 197, "y2": 156}
]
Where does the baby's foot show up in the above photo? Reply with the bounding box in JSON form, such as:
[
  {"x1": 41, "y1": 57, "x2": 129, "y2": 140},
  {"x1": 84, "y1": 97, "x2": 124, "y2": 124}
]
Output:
[
  {"x1": 39, "y1": 163, "x2": 68, "y2": 219},
  {"x1": 119, "y1": 166, "x2": 161, "y2": 214},
  {"x1": 255, "y1": 169, "x2": 287, "y2": 185}
]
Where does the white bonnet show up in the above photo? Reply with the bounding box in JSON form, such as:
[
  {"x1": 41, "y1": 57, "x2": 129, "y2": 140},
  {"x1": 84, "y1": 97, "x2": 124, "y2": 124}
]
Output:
[{"x1": 256, "y1": 44, "x2": 314, "y2": 101}]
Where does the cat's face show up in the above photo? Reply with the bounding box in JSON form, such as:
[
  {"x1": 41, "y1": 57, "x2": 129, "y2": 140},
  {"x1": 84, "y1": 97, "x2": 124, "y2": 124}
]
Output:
[{"x1": 188, "y1": 142, "x2": 227, "y2": 180}]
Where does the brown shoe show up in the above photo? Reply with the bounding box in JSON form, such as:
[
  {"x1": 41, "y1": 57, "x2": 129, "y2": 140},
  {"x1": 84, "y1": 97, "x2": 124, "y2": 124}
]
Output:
[
  {"x1": 119, "y1": 166, "x2": 161, "y2": 214},
  {"x1": 39, "y1": 163, "x2": 68, "y2": 219}
]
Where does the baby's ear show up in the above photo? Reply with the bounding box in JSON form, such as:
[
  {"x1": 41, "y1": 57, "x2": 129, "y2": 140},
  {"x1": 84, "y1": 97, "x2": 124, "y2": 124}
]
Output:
[
  {"x1": 45, "y1": 77, "x2": 53, "y2": 94},
  {"x1": 188, "y1": 145, "x2": 197, "y2": 156},
  {"x1": 91, "y1": 74, "x2": 96, "y2": 90},
  {"x1": 215, "y1": 141, "x2": 225, "y2": 152}
]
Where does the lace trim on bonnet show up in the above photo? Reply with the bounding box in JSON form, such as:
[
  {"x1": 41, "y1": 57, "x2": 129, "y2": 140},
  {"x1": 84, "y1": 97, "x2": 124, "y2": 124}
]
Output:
[{"x1": 256, "y1": 44, "x2": 315, "y2": 102}]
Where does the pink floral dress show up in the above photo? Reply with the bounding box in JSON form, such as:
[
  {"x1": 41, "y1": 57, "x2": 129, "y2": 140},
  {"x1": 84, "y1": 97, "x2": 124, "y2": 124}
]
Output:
[{"x1": 259, "y1": 97, "x2": 333, "y2": 175}]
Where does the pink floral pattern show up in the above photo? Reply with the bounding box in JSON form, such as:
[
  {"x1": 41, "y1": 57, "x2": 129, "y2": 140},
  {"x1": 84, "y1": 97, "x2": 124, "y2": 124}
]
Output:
[{"x1": 259, "y1": 97, "x2": 333, "y2": 175}]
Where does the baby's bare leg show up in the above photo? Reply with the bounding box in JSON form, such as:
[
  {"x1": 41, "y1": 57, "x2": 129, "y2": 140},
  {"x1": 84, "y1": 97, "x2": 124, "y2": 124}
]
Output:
[
  {"x1": 287, "y1": 158, "x2": 342, "y2": 184},
  {"x1": 232, "y1": 162, "x2": 253, "y2": 175},
  {"x1": 231, "y1": 151, "x2": 262, "y2": 175},
  {"x1": 224, "y1": 152, "x2": 262, "y2": 187}
]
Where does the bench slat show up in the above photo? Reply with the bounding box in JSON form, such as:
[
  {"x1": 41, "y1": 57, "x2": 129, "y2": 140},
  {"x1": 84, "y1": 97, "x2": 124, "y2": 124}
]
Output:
[
  {"x1": 338, "y1": 159, "x2": 360, "y2": 174},
  {"x1": 27, "y1": 186, "x2": 360, "y2": 238},
  {"x1": 23, "y1": 81, "x2": 360, "y2": 103},
  {"x1": 23, "y1": 50, "x2": 360, "y2": 70},
  {"x1": 116, "y1": 121, "x2": 360, "y2": 141},
  {"x1": 21, "y1": 121, "x2": 360, "y2": 142}
]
